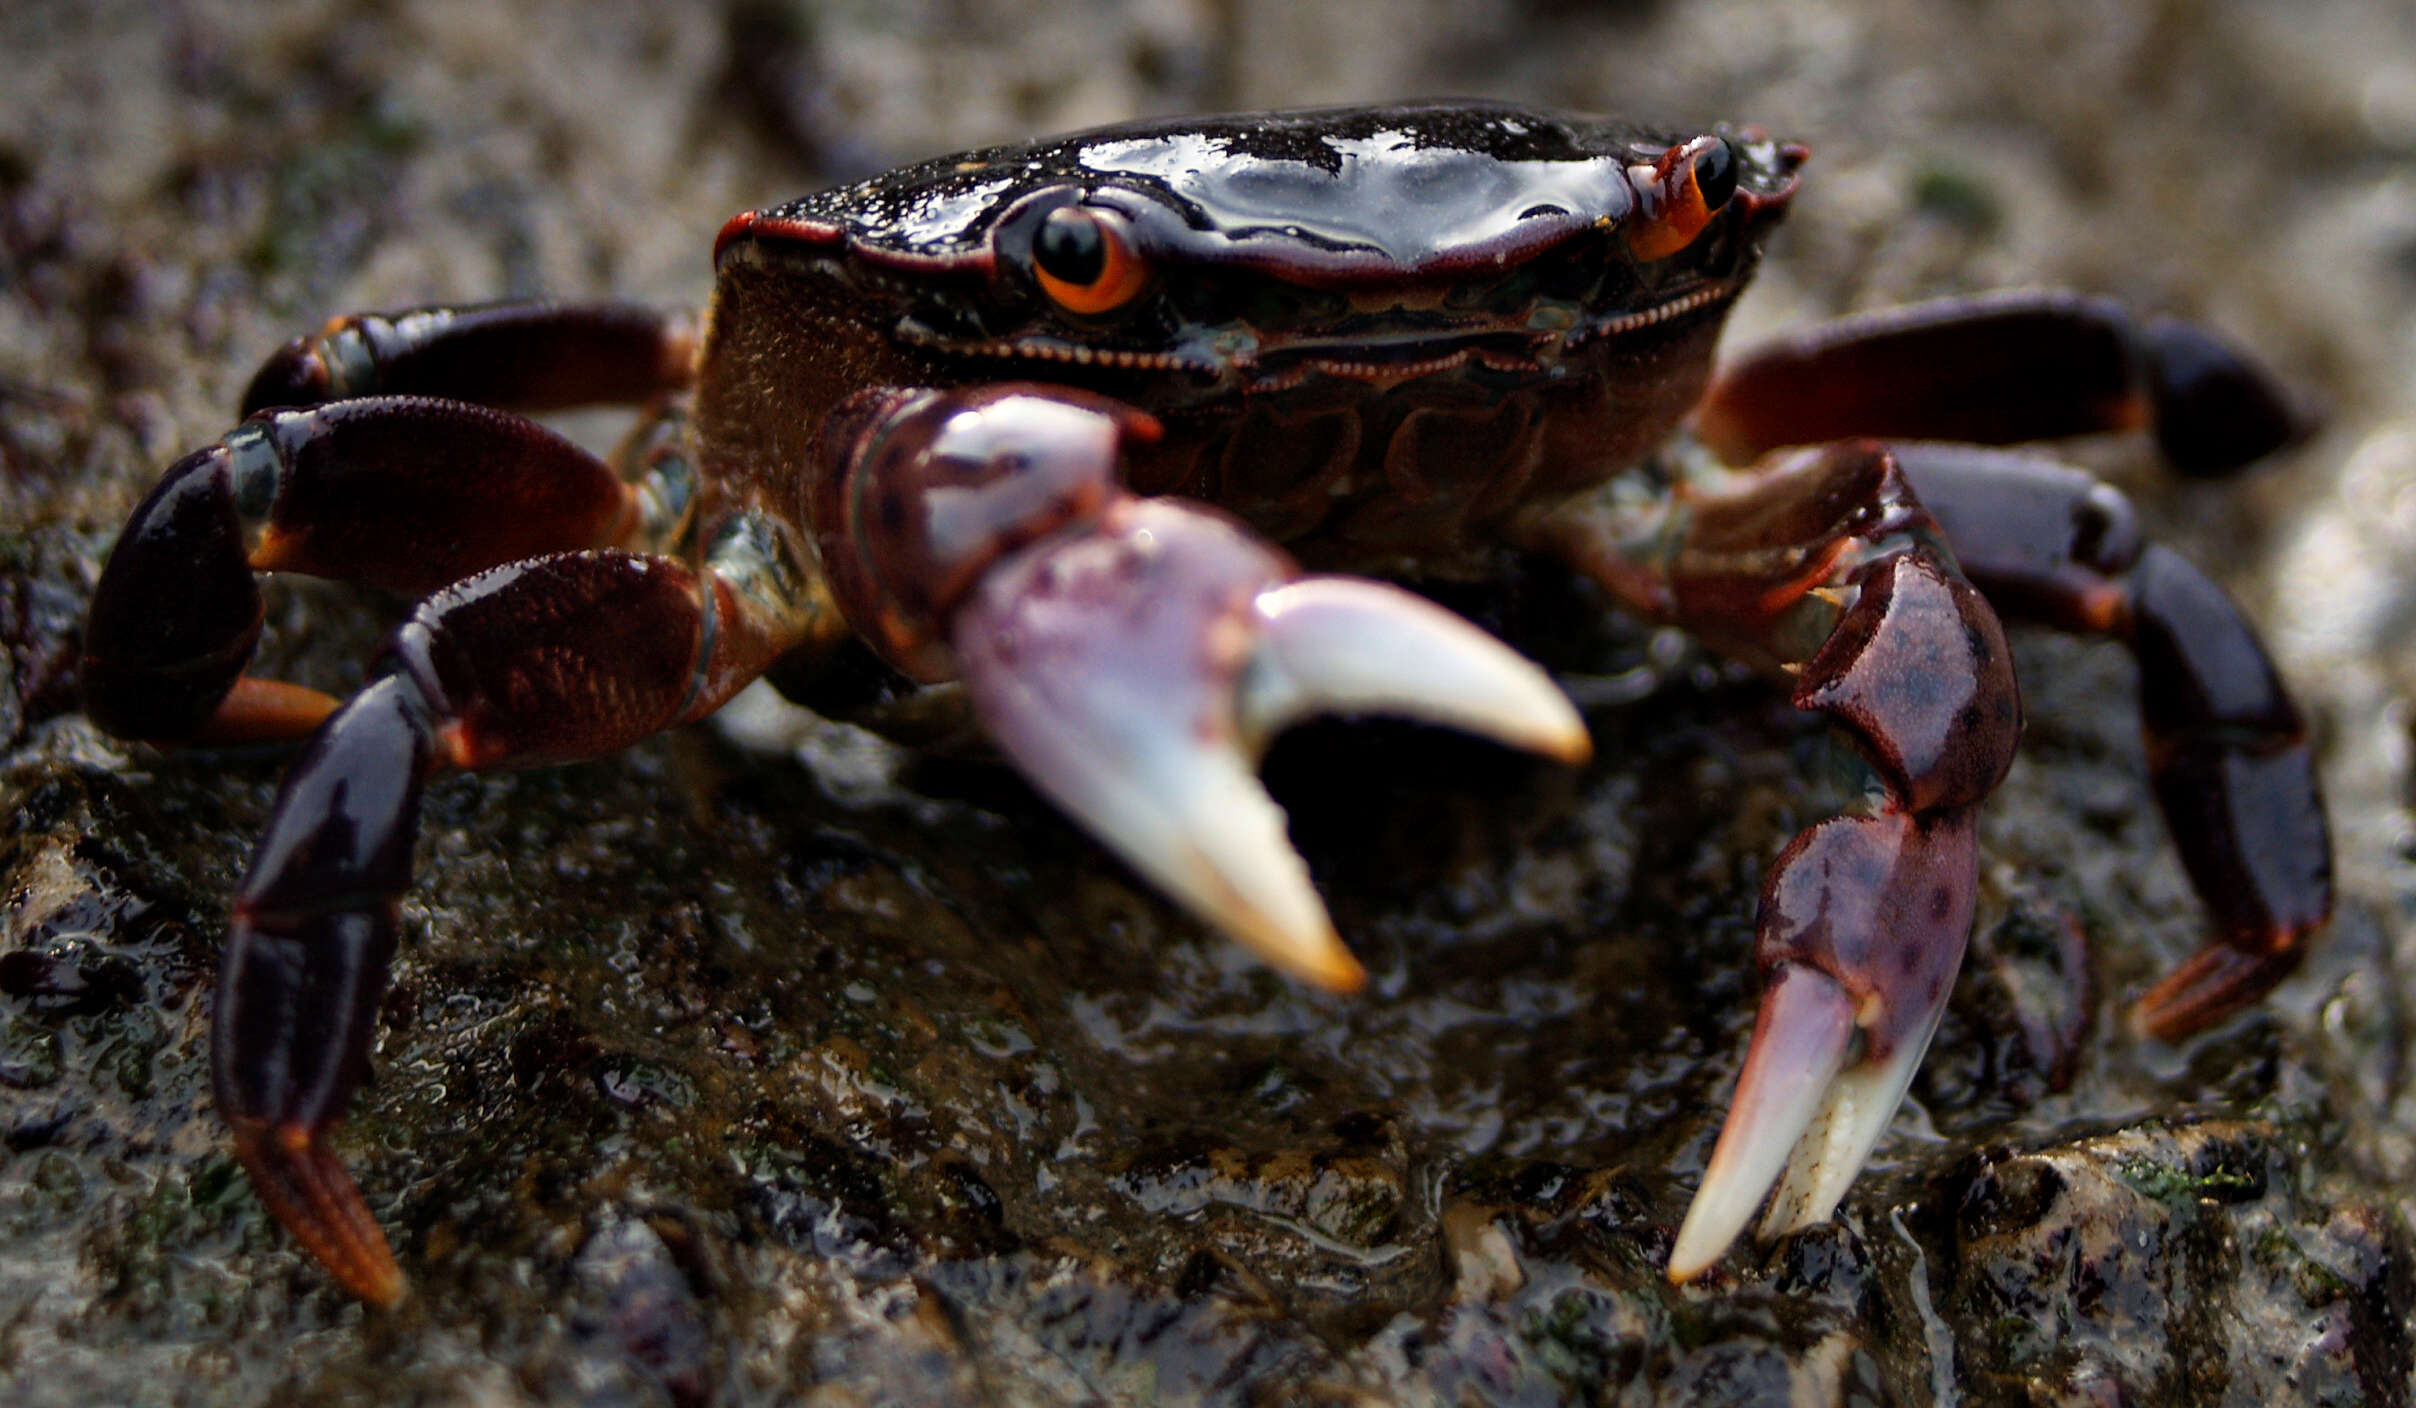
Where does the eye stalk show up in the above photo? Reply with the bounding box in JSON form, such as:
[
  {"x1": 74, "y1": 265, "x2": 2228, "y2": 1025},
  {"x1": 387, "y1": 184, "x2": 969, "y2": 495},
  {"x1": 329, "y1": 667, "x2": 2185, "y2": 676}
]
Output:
[
  {"x1": 1033, "y1": 205, "x2": 1151, "y2": 315},
  {"x1": 1627, "y1": 135, "x2": 1741, "y2": 262}
]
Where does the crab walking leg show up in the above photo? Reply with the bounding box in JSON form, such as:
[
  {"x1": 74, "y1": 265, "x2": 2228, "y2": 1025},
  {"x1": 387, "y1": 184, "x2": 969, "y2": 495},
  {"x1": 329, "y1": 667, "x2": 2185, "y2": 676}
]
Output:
[
  {"x1": 1693, "y1": 291, "x2": 2310, "y2": 477},
  {"x1": 1894, "y1": 444, "x2": 2331, "y2": 1038},
  {"x1": 811, "y1": 384, "x2": 1590, "y2": 993},
  {"x1": 1526, "y1": 440, "x2": 2020, "y2": 1280},
  {"x1": 214, "y1": 519, "x2": 827, "y2": 1306},
  {"x1": 86, "y1": 299, "x2": 696, "y2": 748},
  {"x1": 84, "y1": 398, "x2": 657, "y2": 743},
  {"x1": 238, "y1": 300, "x2": 695, "y2": 416}
]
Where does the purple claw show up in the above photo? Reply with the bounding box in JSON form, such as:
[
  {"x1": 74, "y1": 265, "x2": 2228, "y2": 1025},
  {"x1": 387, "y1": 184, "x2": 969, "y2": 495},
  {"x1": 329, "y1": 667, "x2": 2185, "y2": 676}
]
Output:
[
  {"x1": 1625, "y1": 464, "x2": 2016, "y2": 1283},
  {"x1": 817, "y1": 383, "x2": 1588, "y2": 990},
  {"x1": 951, "y1": 496, "x2": 1588, "y2": 991},
  {"x1": 1671, "y1": 808, "x2": 1978, "y2": 1280}
]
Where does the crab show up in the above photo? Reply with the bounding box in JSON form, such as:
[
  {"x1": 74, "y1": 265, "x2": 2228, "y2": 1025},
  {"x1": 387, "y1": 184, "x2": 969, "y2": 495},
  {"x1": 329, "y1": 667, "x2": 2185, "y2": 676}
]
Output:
[{"x1": 80, "y1": 101, "x2": 2331, "y2": 1307}]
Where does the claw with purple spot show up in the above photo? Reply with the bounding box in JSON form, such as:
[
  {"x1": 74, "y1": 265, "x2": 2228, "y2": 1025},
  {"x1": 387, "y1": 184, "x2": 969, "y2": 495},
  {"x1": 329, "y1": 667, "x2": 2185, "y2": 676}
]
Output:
[
  {"x1": 1669, "y1": 807, "x2": 1977, "y2": 1281},
  {"x1": 951, "y1": 495, "x2": 1590, "y2": 990}
]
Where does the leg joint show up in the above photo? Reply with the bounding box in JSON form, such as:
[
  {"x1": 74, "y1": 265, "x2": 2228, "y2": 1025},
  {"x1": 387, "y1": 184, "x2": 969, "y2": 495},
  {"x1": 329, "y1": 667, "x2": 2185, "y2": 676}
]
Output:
[{"x1": 1795, "y1": 549, "x2": 2022, "y2": 814}]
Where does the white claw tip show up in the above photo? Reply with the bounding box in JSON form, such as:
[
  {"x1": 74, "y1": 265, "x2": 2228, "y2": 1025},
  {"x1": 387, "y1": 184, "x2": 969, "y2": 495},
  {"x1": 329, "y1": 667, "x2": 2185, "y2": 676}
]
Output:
[
  {"x1": 1666, "y1": 967, "x2": 1857, "y2": 1283},
  {"x1": 1246, "y1": 578, "x2": 1590, "y2": 765},
  {"x1": 1257, "y1": 920, "x2": 1367, "y2": 994}
]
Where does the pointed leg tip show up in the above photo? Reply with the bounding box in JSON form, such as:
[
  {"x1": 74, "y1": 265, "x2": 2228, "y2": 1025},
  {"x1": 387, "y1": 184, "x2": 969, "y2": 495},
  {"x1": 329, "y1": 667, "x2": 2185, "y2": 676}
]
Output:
[
  {"x1": 345, "y1": 1248, "x2": 410, "y2": 1311},
  {"x1": 232, "y1": 1120, "x2": 407, "y2": 1308},
  {"x1": 2130, "y1": 941, "x2": 2303, "y2": 1042}
]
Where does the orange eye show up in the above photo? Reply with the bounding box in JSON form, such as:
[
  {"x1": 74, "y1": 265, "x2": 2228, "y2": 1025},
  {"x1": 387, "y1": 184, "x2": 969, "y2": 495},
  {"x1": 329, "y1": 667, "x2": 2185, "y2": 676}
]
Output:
[
  {"x1": 1628, "y1": 136, "x2": 1739, "y2": 261},
  {"x1": 1032, "y1": 206, "x2": 1150, "y2": 314}
]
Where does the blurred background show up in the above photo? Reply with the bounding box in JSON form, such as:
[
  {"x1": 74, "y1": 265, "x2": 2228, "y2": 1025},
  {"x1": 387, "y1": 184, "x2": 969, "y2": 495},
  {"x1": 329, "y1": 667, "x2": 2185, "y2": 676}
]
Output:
[{"x1": 4, "y1": 0, "x2": 2415, "y2": 1402}]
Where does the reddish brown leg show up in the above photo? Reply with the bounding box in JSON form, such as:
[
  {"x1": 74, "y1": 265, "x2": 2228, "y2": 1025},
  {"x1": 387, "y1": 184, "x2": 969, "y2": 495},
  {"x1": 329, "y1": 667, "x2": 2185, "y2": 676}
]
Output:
[
  {"x1": 1527, "y1": 440, "x2": 2021, "y2": 1279},
  {"x1": 1894, "y1": 443, "x2": 2331, "y2": 1038},
  {"x1": 215, "y1": 520, "x2": 819, "y2": 1306},
  {"x1": 86, "y1": 300, "x2": 697, "y2": 745},
  {"x1": 1694, "y1": 291, "x2": 2311, "y2": 476},
  {"x1": 84, "y1": 398, "x2": 643, "y2": 742},
  {"x1": 240, "y1": 300, "x2": 695, "y2": 415}
]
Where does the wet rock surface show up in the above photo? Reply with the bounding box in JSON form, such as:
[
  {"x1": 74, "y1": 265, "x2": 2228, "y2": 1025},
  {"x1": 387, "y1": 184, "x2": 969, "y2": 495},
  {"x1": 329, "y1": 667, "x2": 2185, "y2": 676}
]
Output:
[{"x1": 5, "y1": 1, "x2": 2416, "y2": 1403}]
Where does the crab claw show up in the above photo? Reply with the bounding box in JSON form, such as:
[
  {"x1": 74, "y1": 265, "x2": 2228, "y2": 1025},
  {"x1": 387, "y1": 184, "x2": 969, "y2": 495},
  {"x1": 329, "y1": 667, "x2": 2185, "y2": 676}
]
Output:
[
  {"x1": 1669, "y1": 808, "x2": 1977, "y2": 1281},
  {"x1": 951, "y1": 496, "x2": 1589, "y2": 990}
]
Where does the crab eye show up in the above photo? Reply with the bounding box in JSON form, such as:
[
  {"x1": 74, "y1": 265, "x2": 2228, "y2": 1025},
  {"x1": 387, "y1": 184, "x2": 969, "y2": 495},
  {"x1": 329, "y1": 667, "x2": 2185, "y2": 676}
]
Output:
[
  {"x1": 1033, "y1": 206, "x2": 1150, "y2": 315},
  {"x1": 1628, "y1": 136, "x2": 1740, "y2": 261},
  {"x1": 1692, "y1": 137, "x2": 1738, "y2": 212}
]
